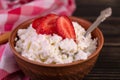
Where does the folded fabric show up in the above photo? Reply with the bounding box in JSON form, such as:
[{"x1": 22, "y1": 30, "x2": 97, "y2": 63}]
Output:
[{"x1": 0, "y1": 0, "x2": 76, "y2": 80}]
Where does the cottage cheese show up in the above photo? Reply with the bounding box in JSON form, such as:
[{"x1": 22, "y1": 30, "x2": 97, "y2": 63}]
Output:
[{"x1": 15, "y1": 22, "x2": 97, "y2": 64}]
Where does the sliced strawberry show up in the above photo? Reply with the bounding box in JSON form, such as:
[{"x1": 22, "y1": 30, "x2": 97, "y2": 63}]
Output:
[
  {"x1": 56, "y1": 16, "x2": 76, "y2": 40},
  {"x1": 34, "y1": 14, "x2": 58, "y2": 34},
  {"x1": 32, "y1": 17, "x2": 45, "y2": 29}
]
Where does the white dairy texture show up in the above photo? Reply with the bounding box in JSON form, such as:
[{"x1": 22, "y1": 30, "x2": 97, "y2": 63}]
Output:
[{"x1": 15, "y1": 22, "x2": 97, "y2": 64}]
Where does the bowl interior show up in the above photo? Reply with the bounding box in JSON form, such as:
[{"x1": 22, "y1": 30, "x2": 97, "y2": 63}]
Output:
[{"x1": 9, "y1": 16, "x2": 104, "y2": 67}]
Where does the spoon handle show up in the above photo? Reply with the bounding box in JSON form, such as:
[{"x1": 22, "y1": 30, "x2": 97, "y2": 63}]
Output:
[
  {"x1": 84, "y1": 7, "x2": 112, "y2": 37},
  {"x1": 0, "y1": 31, "x2": 11, "y2": 44}
]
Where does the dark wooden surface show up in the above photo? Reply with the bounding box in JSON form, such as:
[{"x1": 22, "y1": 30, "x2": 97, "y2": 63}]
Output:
[{"x1": 73, "y1": 0, "x2": 120, "y2": 80}]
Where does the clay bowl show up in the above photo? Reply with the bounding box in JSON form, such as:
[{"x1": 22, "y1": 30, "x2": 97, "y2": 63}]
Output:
[{"x1": 9, "y1": 16, "x2": 104, "y2": 80}]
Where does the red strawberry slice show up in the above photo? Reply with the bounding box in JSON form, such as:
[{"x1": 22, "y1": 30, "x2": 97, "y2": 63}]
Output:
[
  {"x1": 56, "y1": 16, "x2": 76, "y2": 40},
  {"x1": 33, "y1": 14, "x2": 58, "y2": 34},
  {"x1": 32, "y1": 17, "x2": 45, "y2": 29}
]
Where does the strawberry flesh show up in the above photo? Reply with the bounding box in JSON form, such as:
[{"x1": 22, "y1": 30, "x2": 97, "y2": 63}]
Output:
[
  {"x1": 32, "y1": 14, "x2": 58, "y2": 34},
  {"x1": 56, "y1": 16, "x2": 76, "y2": 40},
  {"x1": 32, "y1": 17, "x2": 45, "y2": 29}
]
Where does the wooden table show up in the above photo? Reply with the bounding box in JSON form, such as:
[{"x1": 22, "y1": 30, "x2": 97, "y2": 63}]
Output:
[{"x1": 73, "y1": 0, "x2": 120, "y2": 79}]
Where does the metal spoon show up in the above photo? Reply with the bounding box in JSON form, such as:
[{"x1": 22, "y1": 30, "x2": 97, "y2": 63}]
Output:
[{"x1": 84, "y1": 7, "x2": 112, "y2": 37}]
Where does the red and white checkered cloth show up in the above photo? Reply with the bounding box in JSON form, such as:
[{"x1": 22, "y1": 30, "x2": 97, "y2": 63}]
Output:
[{"x1": 0, "y1": 0, "x2": 76, "y2": 80}]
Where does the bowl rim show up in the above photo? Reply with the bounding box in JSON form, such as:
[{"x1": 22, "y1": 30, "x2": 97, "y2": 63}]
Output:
[{"x1": 9, "y1": 16, "x2": 104, "y2": 68}]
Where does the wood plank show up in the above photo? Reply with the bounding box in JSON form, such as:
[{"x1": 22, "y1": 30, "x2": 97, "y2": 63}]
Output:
[
  {"x1": 75, "y1": 0, "x2": 120, "y2": 7},
  {"x1": 73, "y1": 0, "x2": 120, "y2": 17},
  {"x1": 84, "y1": 46, "x2": 120, "y2": 79}
]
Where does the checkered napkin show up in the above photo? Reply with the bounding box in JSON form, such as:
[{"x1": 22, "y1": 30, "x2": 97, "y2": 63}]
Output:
[{"x1": 0, "y1": 0, "x2": 76, "y2": 80}]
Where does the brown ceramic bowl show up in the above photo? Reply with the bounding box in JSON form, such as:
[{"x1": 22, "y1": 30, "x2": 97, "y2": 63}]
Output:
[{"x1": 9, "y1": 16, "x2": 104, "y2": 80}]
